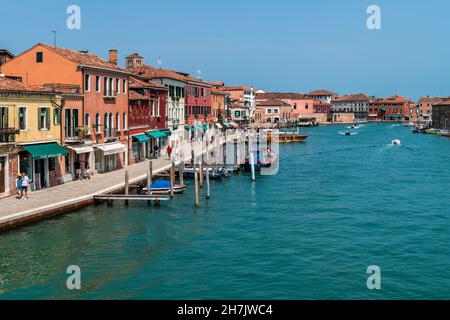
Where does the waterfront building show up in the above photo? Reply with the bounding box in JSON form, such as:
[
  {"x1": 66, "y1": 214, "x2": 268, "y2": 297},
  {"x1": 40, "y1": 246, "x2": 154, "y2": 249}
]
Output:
[
  {"x1": 128, "y1": 76, "x2": 169, "y2": 163},
  {"x1": 313, "y1": 101, "x2": 332, "y2": 123},
  {"x1": 183, "y1": 74, "x2": 213, "y2": 125},
  {"x1": 256, "y1": 92, "x2": 324, "y2": 124},
  {"x1": 223, "y1": 86, "x2": 256, "y2": 122},
  {"x1": 418, "y1": 97, "x2": 443, "y2": 122},
  {"x1": 207, "y1": 81, "x2": 232, "y2": 120},
  {"x1": 0, "y1": 49, "x2": 15, "y2": 68},
  {"x1": 0, "y1": 75, "x2": 66, "y2": 197},
  {"x1": 432, "y1": 100, "x2": 450, "y2": 129},
  {"x1": 305, "y1": 90, "x2": 338, "y2": 104},
  {"x1": 1, "y1": 44, "x2": 130, "y2": 176},
  {"x1": 126, "y1": 55, "x2": 186, "y2": 151},
  {"x1": 255, "y1": 99, "x2": 292, "y2": 124},
  {"x1": 331, "y1": 93, "x2": 370, "y2": 122},
  {"x1": 368, "y1": 95, "x2": 413, "y2": 122}
]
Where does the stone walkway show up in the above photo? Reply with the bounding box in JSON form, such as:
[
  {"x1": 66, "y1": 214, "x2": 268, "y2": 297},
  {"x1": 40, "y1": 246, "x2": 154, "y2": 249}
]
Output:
[{"x1": 0, "y1": 156, "x2": 172, "y2": 228}]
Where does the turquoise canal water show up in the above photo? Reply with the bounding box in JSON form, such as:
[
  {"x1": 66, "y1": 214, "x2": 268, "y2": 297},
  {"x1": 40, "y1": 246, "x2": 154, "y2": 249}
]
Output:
[{"x1": 1, "y1": 124, "x2": 450, "y2": 299}]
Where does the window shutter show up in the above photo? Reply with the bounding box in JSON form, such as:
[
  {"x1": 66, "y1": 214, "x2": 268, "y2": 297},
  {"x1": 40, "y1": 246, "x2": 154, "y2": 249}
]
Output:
[
  {"x1": 46, "y1": 108, "x2": 50, "y2": 129},
  {"x1": 38, "y1": 108, "x2": 42, "y2": 130},
  {"x1": 5, "y1": 107, "x2": 9, "y2": 128},
  {"x1": 73, "y1": 109, "x2": 79, "y2": 135}
]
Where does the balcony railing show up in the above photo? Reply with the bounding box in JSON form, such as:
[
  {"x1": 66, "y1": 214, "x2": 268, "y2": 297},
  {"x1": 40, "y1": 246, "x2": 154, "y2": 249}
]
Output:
[
  {"x1": 103, "y1": 90, "x2": 117, "y2": 99},
  {"x1": 0, "y1": 128, "x2": 19, "y2": 144}
]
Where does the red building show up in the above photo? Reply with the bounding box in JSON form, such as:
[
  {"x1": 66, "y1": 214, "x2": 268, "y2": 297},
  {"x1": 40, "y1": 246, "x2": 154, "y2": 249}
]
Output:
[
  {"x1": 2, "y1": 44, "x2": 130, "y2": 175},
  {"x1": 313, "y1": 101, "x2": 332, "y2": 122},
  {"x1": 128, "y1": 76, "x2": 169, "y2": 163},
  {"x1": 369, "y1": 95, "x2": 413, "y2": 121},
  {"x1": 182, "y1": 73, "x2": 213, "y2": 125}
]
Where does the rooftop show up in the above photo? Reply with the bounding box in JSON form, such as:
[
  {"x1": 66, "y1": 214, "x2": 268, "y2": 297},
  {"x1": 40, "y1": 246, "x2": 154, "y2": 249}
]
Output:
[
  {"x1": 307, "y1": 89, "x2": 338, "y2": 97},
  {"x1": 0, "y1": 76, "x2": 53, "y2": 94}
]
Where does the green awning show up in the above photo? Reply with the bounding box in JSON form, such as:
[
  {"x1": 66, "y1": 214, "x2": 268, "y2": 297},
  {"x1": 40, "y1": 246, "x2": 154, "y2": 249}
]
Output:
[
  {"x1": 23, "y1": 142, "x2": 68, "y2": 160},
  {"x1": 185, "y1": 125, "x2": 194, "y2": 132},
  {"x1": 147, "y1": 130, "x2": 170, "y2": 139},
  {"x1": 203, "y1": 124, "x2": 209, "y2": 131},
  {"x1": 133, "y1": 134, "x2": 150, "y2": 144}
]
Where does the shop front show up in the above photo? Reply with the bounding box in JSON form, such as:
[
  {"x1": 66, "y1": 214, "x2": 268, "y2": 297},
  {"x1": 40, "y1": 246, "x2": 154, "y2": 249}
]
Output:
[
  {"x1": 147, "y1": 130, "x2": 171, "y2": 157},
  {"x1": 131, "y1": 134, "x2": 150, "y2": 163},
  {"x1": 66, "y1": 144, "x2": 94, "y2": 180},
  {"x1": 18, "y1": 142, "x2": 68, "y2": 190},
  {"x1": 94, "y1": 142, "x2": 127, "y2": 173}
]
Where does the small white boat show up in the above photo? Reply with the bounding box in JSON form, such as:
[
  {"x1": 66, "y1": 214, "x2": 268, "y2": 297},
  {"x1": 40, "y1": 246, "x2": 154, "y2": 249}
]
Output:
[{"x1": 142, "y1": 180, "x2": 187, "y2": 194}]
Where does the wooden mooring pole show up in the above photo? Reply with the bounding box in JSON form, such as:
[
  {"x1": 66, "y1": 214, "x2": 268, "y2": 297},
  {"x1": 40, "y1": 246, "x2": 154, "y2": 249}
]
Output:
[
  {"x1": 170, "y1": 161, "x2": 175, "y2": 198},
  {"x1": 125, "y1": 169, "x2": 130, "y2": 206},
  {"x1": 180, "y1": 161, "x2": 185, "y2": 186},
  {"x1": 194, "y1": 171, "x2": 199, "y2": 207},
  {"x1": 205, "y1": 162, "x2": 210, "y2": 199},
  {"x1": 199, "y1": 159, "x2": 204, "y2": 189},
  {"x1": 250, "y1": 152, "x2": 256, "y2": 182}
]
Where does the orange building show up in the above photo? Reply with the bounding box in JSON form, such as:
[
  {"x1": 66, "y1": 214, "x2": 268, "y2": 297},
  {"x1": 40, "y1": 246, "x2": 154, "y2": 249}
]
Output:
[{"x1": 2, "y1": 43, "x2": 130, "y2": 177}]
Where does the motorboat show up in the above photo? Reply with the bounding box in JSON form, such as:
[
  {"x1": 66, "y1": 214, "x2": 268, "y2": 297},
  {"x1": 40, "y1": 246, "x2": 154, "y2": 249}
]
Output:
[{"x1": 141, "y1": 180, "x2": 187, "y2": 194}]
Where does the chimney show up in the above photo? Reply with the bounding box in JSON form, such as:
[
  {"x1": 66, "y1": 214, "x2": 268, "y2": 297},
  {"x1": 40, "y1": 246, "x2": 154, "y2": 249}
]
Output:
[{"x1": 109, "y1": 49, "x2": 118, "y2": 66}]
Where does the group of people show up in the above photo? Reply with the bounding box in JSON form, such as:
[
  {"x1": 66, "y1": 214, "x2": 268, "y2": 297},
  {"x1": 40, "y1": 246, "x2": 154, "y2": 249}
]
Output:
[{"x1": 15, "y1": 172, "x2": 30, "y2": 200}]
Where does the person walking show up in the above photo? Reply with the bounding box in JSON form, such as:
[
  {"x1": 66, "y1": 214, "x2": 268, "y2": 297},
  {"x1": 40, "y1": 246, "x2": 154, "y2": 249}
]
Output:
[
  {"x1": 15, "y1": 175, "x2": 22, "y2": 198},
  {"x1": 167, "y1": 145, "x2": 173, "y2": 160},
  {"x1": 20, "y1": 172, "x2": 30, "y2": 200}
]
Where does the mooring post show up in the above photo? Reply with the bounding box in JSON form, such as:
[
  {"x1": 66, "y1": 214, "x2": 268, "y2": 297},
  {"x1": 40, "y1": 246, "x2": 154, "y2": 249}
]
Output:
[
  {"x1": 199, "y1": 159, "x2": 204, "y2": 188},
  {"x1": 148, "y1": 160, "x2": 153, "y2": 206},
  {"x1": 125, "y1": 169, "x2": 129, "y2": 206},
  {"x1": 170, "y1": 161, "x2": 175, "y2": 198},
  {"x1": 194, "y1": 171, "x2": 199, "y2": 207},
  {"x1": 250, "y1": 151, "x2": 256, "y2": 182},
  {"x1": 205, "y1": 162, "x2": 210, "y2": 199},
  {"x1": 180, "y1": 161, "x2": 185, "y2": 186}
]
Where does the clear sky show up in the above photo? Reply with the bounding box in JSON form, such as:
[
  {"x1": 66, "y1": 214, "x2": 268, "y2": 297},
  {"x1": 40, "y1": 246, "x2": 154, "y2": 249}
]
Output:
[{"x1": 1, "y1": 0, "x2": 449, "y2": 100}]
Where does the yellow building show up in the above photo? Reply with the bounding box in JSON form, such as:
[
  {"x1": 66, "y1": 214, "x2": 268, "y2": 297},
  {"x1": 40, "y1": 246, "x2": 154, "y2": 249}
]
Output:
[{"x1": 0, "y1": 76, "x2": 66, "y2": 197}]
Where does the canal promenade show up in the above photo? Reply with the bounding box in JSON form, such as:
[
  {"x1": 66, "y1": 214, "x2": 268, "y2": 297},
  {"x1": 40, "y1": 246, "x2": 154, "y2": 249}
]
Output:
[
  {"x1": 0, "y1": 157, "x2": 172, "y2": 231},
  {"x1": 0, "y1": 132, "x2": 241, "y2": 231}
]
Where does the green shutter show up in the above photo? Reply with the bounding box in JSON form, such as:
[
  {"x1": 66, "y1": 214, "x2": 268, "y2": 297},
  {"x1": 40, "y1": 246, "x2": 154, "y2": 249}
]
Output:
[
  {"x1": 38, "y1": 108, "x2": 42, "y2": 130},
  {"x1": 46, "y1": 108, "x2": 50, "y2": 129}
]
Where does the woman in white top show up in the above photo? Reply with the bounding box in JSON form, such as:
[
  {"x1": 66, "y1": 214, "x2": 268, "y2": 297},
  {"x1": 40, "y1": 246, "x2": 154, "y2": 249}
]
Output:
[{"x1": 21, "y1": 172, "x2": 30, "y2": 199}]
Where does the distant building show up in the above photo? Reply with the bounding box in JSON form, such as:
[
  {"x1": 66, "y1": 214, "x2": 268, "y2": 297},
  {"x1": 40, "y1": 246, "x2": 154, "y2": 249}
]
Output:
[
  {"x1": 331, "y1": 93, "x2": 370, "y2": 122},
  {"x1": 223, "y1": 86, "x2": 256, "y2": 122},
  {"x1": 432, "y1": 100, "x2": 450, "y2": 129},
  {"x1": 418, "y1": 97, "x2": 443, "y2": 122},
  {"x1": 0, "y1": 49, "x2": 14, "y2": 69},
  {"x1": 306, "y1": 90, "x2": 338, "y2": 104},
  {"x1": 369, "y1": 95, "x2": 414, "y2": 122},
  {"x1": 255, "y1": 99, "x2": 292, "y2": 124}
]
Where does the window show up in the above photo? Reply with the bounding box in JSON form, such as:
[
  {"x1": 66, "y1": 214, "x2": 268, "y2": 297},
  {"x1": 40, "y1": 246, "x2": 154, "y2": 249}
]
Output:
[
  {"x1": 123, "y1": 112, "x2": 127, "y2": 130},
  {"x1": 96, "y1": 76, "x2": 100, "y2": 92},
  {"x1": 36, "y1": 52, "x2": 43, "y2": 63},
  {"x1": 38, "y1": 108, "x2": 50, "y2": 130},
  {"x1": 116, "y1": 78, "x2": 120, "y2": 94},
  {"x1": 116, "y1": 112, "x2": 120, "y2": 131},
  {"x1": 123, "y1": 79, "x2": 127, "y2": 94},
  {"x1": 305, "y1": 103, "x2": 309, "y2": 110},
  {"x1": 95, "y1": 113, "x2": 101, "y2": 133},
  {"x1": 53, "y1": 108, "x2": 61, "y2": 125},
  {"x1": 84, "y1": 74, "x2": 90, "y2": 92},
  {"x1": 85, "y1": 113, "x2": 90, "y2": 133},
  {"x1": 18, "y1": 107, "x2": 27, "y2": 130},
  {"x1": 104, "y1": 77, "x2": 108, "y2": 96}
]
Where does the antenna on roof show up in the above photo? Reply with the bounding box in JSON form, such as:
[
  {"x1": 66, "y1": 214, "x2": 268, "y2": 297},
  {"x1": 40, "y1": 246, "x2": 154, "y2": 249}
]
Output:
[{"x1": 52, "y1": 31, "x2": 57, "y2": 46}]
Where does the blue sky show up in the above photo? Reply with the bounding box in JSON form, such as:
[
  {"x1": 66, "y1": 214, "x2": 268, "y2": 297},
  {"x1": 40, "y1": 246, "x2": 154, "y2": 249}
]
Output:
[{"x1": 1, "y1": 0, "x2": 449, "y2": 100}]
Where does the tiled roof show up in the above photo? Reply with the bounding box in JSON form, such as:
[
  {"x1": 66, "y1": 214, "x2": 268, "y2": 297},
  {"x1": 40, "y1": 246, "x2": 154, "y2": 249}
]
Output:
[
  {"x1": 307, "y1": 90, "x2": 337, "y2": 96},
  {"x1": 129, "y1": 90, "x2": 149, "y2": 101},
  {"x1": 127, "y1": 65, "x2": 210, "y2": 86},
  {"x1": 38, "y1": 43, "x2": 127, "y2": 73},
  {"x1": 129, "y1": 76, "x2": 167, "y2": 90},
  {"x1": 332, "y1": 93, "x2": 370, "y2": 102},
  {"x1": 211, "y1": 88, "x2": 227, "y2": 95},
  {"x1": 0, "y1": 76, "x2": 51, "y2": 94},
  {"x1": 126, "y1": 53, "x2": 143, "y2": 59},
  {"x1": 257, "y1": 99, "x2": 291, "y2": 107},
  {"x1": 256, "y1": 92, "x2": 306, "y2": 100},
  {"x1": 419, "y1": 97, "x2": 442, "y2": 103},
  {"x1": 433, "y1": 101, "x2": 450, "y2": 106},
  {"x1": 223, "y1": 85, "x2": 251, "y2": 91}
]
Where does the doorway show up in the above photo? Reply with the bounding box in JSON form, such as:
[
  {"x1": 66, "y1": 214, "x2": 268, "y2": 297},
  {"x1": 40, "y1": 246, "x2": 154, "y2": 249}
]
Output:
[
  {"x1": 34, "y1": 158, "x2": 49, "y2": 189},
  {"x1": 0, "y1": 156, "x2": 7, "y2": 194}
]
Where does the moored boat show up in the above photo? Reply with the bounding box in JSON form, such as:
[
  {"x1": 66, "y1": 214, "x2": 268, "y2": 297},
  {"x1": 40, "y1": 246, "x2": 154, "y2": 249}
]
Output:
[{"x1": 142, "y1": 180, "x2": 187, "y2": 194}]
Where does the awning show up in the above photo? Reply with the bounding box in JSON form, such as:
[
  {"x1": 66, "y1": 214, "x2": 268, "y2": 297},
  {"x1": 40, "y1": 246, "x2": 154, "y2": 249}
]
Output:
[
  {"x1": 94, "y1": 142, "x2": 127, "y2": 156},
  {"x1": 185, "y1": 125, "x2": 194, "y2": 132},
  {"x1": 147, "y1": 130, "x2": 171, "y2": 139},
  {"x1": 67, "y1": 145, "x2": 94, "y2": 154},
  {"x1": 22, "y1": 142, "x2": 68, "y2": 160},
  {"x1": 194, "y1": 124, "x2": 204, "y2": 131},
  {"x1": 133, "y1": 134, "x2": 150, "y2": 144},
  {"x1": 215, "y1": 122, "x2": 224, "y2": 129}
]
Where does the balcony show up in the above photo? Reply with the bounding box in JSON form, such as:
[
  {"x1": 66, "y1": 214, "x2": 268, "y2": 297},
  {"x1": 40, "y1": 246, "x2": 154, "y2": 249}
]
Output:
[
  {"x1": 0, "y1": 128, "x2": 19, "y2": 144},
  {"x1": 103, "y1": 90, "x2": 117, "y2": 99}
]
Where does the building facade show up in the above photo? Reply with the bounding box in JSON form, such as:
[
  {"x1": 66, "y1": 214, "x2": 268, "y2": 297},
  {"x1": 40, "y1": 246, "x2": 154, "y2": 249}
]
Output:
[
  {"x1": 306, "y1": 90, "x2": 338, "y2": 104},
  {"x1": 432, "y1": 101, "x2": 450, "y2": 129},
  {"x1": 2, "y1": 44, "x2": 130, "y2": 177},
  {"x1": 1, "y1": 76, "x2": 66, "y2": 197},
  {"x1": 331, "y1": 94, "x2": 370, "y2": 122}
]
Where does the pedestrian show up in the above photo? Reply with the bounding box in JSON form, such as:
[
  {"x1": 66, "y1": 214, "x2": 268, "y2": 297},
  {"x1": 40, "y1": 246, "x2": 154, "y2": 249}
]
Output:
[
  {"x1": 20, "y1": 171, "x2": 30, "y2": 200},
  {"x1": 154, "y1": 145, "x2": 160, "y2": 158},
  {"x1": 15, "y1": 175, "x2": 22, "y2": 198},
  {"x1": 167, "y1": 145, "x2": 173, "y2": 160}
]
